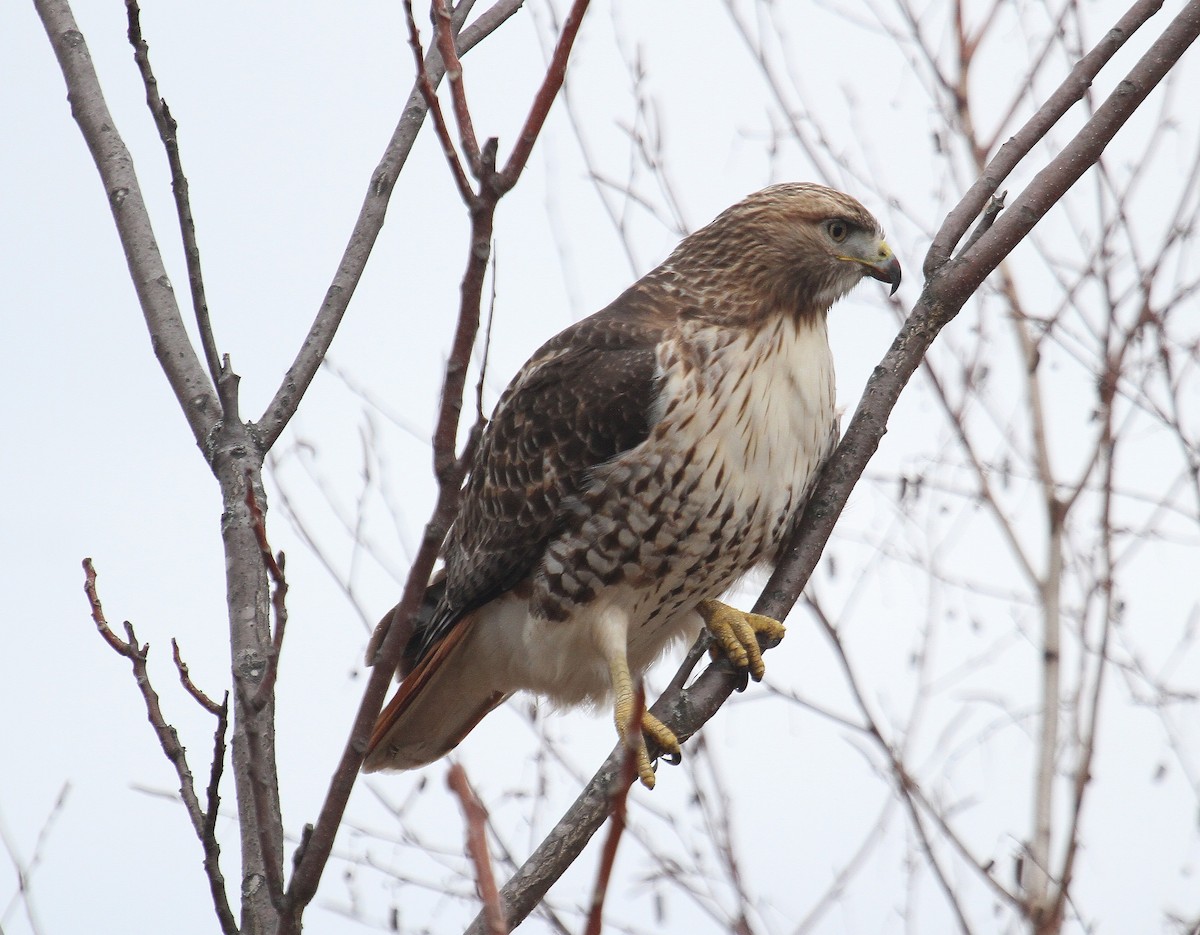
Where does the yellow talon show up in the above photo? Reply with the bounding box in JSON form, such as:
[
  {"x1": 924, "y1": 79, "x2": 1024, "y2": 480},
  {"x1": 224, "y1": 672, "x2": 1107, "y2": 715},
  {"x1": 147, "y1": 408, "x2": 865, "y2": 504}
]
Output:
[
  {"x1": 641, "y1": 710, "x2": 681, "y2": 760},
  {"x1": 609, "y1": 655, "x2": 683, "y2": 789},
  {"x1": 697, "y1": 598, "x2": 786, "y2": 681}
]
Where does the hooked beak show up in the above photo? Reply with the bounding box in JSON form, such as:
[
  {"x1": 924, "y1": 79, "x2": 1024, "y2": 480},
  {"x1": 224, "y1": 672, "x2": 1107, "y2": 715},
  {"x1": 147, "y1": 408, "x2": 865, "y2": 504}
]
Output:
[
  {"x1": 840, "y1": 239, "x2": 902, "y2": 295},
  {"x1": 868, "y1": 241, "x2": 902, "y2": 295}
]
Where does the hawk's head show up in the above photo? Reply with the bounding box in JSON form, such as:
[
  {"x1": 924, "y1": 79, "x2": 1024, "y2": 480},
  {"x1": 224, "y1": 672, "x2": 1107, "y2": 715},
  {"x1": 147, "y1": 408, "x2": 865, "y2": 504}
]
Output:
[{"x1": 657, "y1": 183, "x2": 901, "y2": 325}]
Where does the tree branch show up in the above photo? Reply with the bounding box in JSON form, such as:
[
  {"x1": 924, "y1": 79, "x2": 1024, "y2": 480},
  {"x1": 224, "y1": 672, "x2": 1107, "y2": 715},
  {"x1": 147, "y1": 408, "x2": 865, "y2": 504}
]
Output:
[
  {"x1": 496, "y1": 0, "x2": 590, "y2": 192},
  {"x1": 256, "y1": 0, "x2": 525, "y2": 451},
  {"x1": 279, "y1": 6, "x2": 591, "y2": 928},
  {"x1": 466, "y1": 6, "x2": 1200, "y2": 924},
  {"x1": 124, "y1": 0, "x2": 222, "y2": 391},
  {"x1": 82, "y1": 559, "x2": 239, "y2": 935},
  {"x1": 34, "y1": 0, "x2": 221, "y2": 450},
  {"x1": 448, "y1": 765, "x2": 506, "y2": 935},
  {"x1": 434, "y1": 0, "x2": 484, "y2": 178},
  {"x1": 924, "y1": 0, "x2": 1166, "y2": 277}
]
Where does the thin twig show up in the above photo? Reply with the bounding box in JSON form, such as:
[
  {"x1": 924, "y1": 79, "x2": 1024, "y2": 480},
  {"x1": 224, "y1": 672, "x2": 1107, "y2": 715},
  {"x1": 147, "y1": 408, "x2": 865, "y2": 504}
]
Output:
[
  {"x1": 81, "y1": 558, "x2": 239, "y2": 934},
  {"x1": 244, "y1": 476, "x2": 288, "y2": 713},
  {"x1": 171, "y1": 639, "x2": 224, "y2": 716},
  {"x1": 404, "y1": 0, "x2": 475, "y2": 202},
  {"x1": 496, "y1": 0, "x2": 591, "y2": 192},
  {"x1": 200, "y1": 692, "x2": 236, "y2": 935},
  {"x1": 124, "y1": 0, "x2": 221, "y2": 390},
  {"x1": 0, "y1": 785, "x2": 68, "y2": 935},
  {"x1": 584, "y1": 690, "x2": 642, "y2": 935},
  {"x1": 434, "y1": 0, "x2": 484, "y2": 177},
  {"x1": 448, "y1": 765, "x2": 506, "y2": 935}
]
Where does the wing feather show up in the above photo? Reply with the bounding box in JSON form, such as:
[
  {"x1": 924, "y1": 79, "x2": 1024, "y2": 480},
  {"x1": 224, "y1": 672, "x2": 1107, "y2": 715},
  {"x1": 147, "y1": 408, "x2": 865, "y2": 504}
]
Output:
[{"x1": 412, "y1": 301, "x2": 668, "y2": 659}]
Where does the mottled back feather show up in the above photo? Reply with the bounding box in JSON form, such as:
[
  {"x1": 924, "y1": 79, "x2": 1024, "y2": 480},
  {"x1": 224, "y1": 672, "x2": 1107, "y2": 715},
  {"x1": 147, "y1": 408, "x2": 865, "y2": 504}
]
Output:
[{"x1": 406, "y1": 299, "x2": 671, "y2": 667}]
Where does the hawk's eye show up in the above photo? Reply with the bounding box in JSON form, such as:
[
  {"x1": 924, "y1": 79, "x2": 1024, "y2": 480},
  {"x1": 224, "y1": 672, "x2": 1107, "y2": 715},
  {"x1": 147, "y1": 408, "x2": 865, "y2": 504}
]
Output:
[{"x1": 827, "y1": 220, "x2": 849, "y2": 243}]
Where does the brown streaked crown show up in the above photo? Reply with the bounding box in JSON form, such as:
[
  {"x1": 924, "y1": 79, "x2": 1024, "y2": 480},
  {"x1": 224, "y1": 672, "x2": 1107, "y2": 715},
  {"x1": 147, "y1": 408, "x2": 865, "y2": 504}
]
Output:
[{"x1": 639, "y1": 182, "x2": 888, "y2": 325}]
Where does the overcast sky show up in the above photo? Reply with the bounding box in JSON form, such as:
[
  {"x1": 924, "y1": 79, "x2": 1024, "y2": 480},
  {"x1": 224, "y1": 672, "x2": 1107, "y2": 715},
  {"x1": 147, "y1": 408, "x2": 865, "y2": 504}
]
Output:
[{"x1": 4, "y1": 2, "x2": 1199, "y2": 934}]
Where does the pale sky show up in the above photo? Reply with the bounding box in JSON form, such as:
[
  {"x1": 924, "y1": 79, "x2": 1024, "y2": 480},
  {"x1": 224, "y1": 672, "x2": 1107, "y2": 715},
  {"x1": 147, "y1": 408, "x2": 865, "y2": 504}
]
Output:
[{"x1": 4, "y1": 2, "x2": 1199, "y2": 933}]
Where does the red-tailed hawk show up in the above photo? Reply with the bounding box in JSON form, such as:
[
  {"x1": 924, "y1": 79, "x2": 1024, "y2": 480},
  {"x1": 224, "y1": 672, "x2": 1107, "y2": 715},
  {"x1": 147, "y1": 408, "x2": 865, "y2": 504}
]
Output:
[{"x1": 364, "y1": 183, "x2": 900, "y2": 787}]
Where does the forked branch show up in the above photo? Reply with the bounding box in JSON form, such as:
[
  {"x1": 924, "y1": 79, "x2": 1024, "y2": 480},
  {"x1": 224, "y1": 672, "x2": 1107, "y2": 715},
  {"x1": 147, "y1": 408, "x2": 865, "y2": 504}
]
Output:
[{"x1": 82, "y1": 559, "x2": 238, "y2": 935}]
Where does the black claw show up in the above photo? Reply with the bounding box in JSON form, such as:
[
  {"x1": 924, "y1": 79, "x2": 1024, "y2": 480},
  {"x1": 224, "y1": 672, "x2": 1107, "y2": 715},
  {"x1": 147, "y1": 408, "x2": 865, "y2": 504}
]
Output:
[
  {"x1": 660, "y1": 750, "x2": 682, "y2": 767},
  {"x1": 734, "y1": 670, "x2": 750, "y2": 693}
]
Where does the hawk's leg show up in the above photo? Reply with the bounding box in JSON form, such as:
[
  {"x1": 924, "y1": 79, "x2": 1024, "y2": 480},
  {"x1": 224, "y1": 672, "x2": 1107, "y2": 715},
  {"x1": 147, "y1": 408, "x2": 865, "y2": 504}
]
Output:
[
  {"x1": 697, "y1": 598, "x2": 786, "y2": 681},
  {"x1": 607, "y1": 653, "x2": 680, "y2": 790}
]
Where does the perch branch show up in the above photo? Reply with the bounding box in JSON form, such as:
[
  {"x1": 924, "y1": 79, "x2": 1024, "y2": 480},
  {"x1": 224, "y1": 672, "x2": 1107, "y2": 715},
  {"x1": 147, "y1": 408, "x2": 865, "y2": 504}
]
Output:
[{"x1": 466, "y1": 6, "x2": 1200, "y2": 925}]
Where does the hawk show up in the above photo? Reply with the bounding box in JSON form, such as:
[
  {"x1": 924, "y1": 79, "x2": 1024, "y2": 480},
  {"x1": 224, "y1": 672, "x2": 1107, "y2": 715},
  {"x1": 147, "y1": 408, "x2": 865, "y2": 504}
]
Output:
[{"x1": 364, "y1": 183, "x2": 900, "y2": 787}]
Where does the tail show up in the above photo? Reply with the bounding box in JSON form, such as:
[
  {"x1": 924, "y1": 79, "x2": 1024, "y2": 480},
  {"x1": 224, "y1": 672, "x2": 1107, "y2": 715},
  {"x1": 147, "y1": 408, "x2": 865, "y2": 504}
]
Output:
[{"x1": 363, "y1": 605, "x2": 509, "y2": 773}]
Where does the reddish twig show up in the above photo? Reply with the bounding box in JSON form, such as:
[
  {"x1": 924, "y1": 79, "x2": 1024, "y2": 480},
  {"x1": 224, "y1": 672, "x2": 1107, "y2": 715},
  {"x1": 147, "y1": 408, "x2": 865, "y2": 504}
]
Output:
[
  {"x1": 175, "y1": 639, "x2": 235, "y2": 933},
  {"x1": 199, "y1": 692, "x2": 235, "y2": 935},
  {"x1": 434, "y1": 0, "x2": 483, "y2": 177},
  {"x1": 83, "y1": 559, "x2": 192, "y2": 804},
  {"x1": 496, "y1": 0, "x2": 590, "y2": 192},
  {"x1": 448, "y1": 764, "x2": 506, "y2": 935},
  {"x1": 171, "y1": 639, "x2": 224, "y2": 716},
  {"x1": 583, "y1": 689, "x2": 641, "y2": 935},
  {"x1": 281, "y1": 7, "x2": 587, "y2": 927},
  {"x1": 168, "y1": 636, "x2": 235, "y2": 927},
  {"x1": 243, "y1": 475, "x2": 288, "y2": 714},
  {"x1": 403, "y1": 0, "x2": 474, "y2": 202},
  {"x1": 81, "y1": 558, "x2": 239, "y2": 935}
]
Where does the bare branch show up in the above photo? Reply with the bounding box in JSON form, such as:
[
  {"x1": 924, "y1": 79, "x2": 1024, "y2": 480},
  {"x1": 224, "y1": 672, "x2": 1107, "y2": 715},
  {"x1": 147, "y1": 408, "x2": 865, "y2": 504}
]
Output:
[
  {"x1": 448, "y1": 765, "x2": 506, "y2": 935},
  {"x1": 256, "y1": 0, "x2": 525, "y2": 451},
  {"x1": 404, "y1": 0, "x2": 475, "y2": 202},
  {"x1": 496, "y1": 0, "x2": 591, "y2": 192},
  {"x1": 171, "y1": 639, "x2": 225, "y2": 717},
  {"x1": 925, "y1": 0, "x2": 1168, "y2": 277},
  {"x1": 81, "y1": 559, "x2": 239, "y2": 934},
  {"x1": 124, "y1": 0, "x2": 222, "y2": 390},
  {"x1": 34, "y1": 0, "x2": 221, "y2": 448},
  {"x1": 434, "y1": 0, "x2": 484, "y2": 177}
]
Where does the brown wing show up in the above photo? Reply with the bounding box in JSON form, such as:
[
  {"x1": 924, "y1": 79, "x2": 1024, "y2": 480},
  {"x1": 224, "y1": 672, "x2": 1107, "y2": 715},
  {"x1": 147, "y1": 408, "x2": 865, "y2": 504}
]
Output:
[{"x1": 410, "y1": 300, "x2": 668, "y2": 661}]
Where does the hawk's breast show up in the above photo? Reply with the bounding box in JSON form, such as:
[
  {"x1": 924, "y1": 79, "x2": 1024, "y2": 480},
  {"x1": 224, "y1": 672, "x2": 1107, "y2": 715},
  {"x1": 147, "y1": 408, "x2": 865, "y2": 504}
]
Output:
[{"x1": 514, "y1": 312, "x2": 836, "y2": 702}]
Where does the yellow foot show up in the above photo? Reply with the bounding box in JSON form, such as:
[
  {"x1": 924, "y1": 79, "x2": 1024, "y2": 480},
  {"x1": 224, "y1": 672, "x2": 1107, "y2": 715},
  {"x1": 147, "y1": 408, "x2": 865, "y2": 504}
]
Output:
[
  {"x1": 610, "y1": 657, "x2": 682, "y2": 789},
  {"x1": 641, "y1": 710, "x2": 682, "y2": 765},
  {"x1": 697, "y1": 598, "x2": 786, "y2": 681}
]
